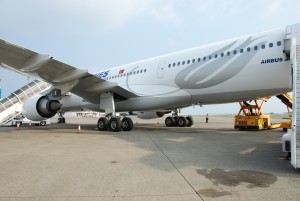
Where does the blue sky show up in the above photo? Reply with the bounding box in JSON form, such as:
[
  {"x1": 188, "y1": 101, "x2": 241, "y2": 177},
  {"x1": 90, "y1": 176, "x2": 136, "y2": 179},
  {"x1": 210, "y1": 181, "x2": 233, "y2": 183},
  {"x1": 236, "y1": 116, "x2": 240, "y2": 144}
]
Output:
[{"x1": 1, "y1": 0, "x2": 299, "y2": 114}]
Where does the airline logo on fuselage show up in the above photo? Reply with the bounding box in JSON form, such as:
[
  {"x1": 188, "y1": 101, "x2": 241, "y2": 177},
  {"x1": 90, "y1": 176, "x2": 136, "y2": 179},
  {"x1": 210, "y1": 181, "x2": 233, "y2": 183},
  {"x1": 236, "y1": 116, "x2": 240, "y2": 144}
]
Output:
[
  {"x1": 261, "y1": 57, "x2": 288, "y2": 64},
  {"x1": 95, "y1": 70, "x2": 110, "y2": 78}
]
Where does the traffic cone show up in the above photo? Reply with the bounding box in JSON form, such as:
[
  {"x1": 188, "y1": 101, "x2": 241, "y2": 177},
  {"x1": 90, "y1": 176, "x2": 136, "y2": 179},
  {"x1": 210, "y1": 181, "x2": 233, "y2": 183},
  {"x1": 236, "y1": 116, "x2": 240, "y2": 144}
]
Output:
[{"x1": 77, "y1": 125, "x2": 81, "y2": 133}]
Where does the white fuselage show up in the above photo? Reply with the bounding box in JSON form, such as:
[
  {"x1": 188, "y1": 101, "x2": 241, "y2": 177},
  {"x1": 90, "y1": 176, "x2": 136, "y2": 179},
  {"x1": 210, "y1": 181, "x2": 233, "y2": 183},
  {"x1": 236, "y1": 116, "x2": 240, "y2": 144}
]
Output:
[{"x1": 74, "y1": 27, "x2": 291, "y2": 112}]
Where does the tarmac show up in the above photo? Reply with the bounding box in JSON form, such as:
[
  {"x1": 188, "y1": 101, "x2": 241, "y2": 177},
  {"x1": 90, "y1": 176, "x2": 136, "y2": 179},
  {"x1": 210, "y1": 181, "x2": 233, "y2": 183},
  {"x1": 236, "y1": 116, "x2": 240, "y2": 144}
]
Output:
[{"x1": 0, "y1": 115, "x2": 299, "y2": 201}]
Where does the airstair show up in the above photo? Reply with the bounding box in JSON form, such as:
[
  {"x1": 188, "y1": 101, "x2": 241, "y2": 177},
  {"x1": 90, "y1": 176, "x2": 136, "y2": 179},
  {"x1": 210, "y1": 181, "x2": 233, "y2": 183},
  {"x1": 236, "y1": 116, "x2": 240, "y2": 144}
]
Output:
[
  {"x1": 0, "y1": 80, "x2": 50, "y2": 125},
  {"x1": 286, "y1": 23, "x2": 300, "y2": 168}
]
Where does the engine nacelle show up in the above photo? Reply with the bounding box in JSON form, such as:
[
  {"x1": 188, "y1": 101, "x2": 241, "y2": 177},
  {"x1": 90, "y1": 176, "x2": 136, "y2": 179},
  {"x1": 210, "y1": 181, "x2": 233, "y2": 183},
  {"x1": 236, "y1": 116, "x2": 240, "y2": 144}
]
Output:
[
  {"x1": 137, "y1": 111, "x2": 167, "y2": 119},
  {"x1": 22, "y1": 95, "x2": 61, "y2": 121}
]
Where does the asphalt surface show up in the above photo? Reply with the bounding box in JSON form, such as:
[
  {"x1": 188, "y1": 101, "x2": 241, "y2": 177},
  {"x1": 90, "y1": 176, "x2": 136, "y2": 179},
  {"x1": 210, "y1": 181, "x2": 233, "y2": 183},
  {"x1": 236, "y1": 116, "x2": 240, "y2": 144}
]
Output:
[{"x1": 0, "y1": 116, "x2": 299, "y2": 201}]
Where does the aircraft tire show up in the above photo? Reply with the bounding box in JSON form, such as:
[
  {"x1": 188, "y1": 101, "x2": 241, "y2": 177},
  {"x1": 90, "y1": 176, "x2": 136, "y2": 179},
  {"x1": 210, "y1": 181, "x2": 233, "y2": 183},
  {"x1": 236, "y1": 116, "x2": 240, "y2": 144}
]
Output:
[
  {"x1": 121, "y1": 117, "x2": 134, "y2": 131},
  {"x1": 165, "y1": 117, "x2": 175, "y2": 127},
  {"x1": 58, "y1": 117, "x2": 65, "y2": 123},
  {"x1": 98, "y1": 117, "x2": 108, "y2": 131},
  {"x1": 109, "y1": 117, "x2": 122, "y2": 132},
  {"x1": 177, "y1": 116, "x2": 187, "y2": 127},
  {"x1": 186, "y1": 116, "x2": 194, "y2": 127}
]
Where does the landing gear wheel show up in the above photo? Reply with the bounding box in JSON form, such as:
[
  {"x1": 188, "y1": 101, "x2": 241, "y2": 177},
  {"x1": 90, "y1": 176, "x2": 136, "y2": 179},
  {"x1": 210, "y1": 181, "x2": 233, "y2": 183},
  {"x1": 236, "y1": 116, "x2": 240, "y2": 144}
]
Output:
[
  {"x1": 98, "y1": 117, "x2": 108, "y2": 131},
  {"x1": 177, "y1": 116, "x2": 187, "y2": 127},
  {"x1": 40, "y1": 121, "x2": 46, "y2": 126},
  {"x1": 173, "y1": 116, "x2": 179, "y2": 126},
  {"x1": 109, "y1": 117, "x2": 122, "y2": 132},
  {"x1": 58, "y1": 117, "x2": 65, "y2": 123},
  {"x1": 186, "y1": 116, "x2": 194, "y2": 127},
  {"x1": 121, "y1": 117, "x2": 133, "y2": 131},
  {"x1": 165, "y1": 117, "x2": 175, "y2": 127}
]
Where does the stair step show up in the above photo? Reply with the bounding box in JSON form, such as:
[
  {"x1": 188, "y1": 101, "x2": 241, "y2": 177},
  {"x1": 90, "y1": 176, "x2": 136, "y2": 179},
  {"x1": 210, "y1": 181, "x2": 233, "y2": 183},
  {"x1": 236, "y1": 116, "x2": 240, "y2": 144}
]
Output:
[{"x1": 0, "y1": 80, "x2": 50, "y2": 124}]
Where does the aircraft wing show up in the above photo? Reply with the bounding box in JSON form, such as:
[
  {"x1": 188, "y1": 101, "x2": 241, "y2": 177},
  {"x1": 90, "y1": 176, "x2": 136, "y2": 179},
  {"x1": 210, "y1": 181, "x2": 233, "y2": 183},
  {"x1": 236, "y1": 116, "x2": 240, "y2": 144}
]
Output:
[{"x1": 0, "y1": 39, "x2": 137, "y2": 103}]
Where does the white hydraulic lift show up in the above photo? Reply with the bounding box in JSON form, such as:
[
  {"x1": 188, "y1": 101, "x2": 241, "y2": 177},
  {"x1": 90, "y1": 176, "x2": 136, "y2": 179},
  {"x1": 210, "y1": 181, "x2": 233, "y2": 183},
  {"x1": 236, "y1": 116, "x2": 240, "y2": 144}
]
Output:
[{"x1": 286, "y1": 23, "x2": 300, "y2": 168}]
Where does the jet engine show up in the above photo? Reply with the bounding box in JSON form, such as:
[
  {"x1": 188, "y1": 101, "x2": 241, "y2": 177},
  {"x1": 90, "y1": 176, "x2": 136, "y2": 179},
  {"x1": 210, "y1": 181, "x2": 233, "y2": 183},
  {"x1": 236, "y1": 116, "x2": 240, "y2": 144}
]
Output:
[
  {"x1": 137, "y1": 111, "x2": 168, "y2": 119},
  {"x1": 22, "y1": 95, "x2": 61, "y2": 121}
]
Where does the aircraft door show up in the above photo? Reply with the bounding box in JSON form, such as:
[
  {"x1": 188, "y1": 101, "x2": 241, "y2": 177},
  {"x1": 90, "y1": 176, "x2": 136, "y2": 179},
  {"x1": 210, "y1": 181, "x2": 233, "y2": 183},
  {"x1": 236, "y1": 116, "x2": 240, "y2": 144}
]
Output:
[{"x1": 157, "y1": 59, "x2": 166, "y2": 78}]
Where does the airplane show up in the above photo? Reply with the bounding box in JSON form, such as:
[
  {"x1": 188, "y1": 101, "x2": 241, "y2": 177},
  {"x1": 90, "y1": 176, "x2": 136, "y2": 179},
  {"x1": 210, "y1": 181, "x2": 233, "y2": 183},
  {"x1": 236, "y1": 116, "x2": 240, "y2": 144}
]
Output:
[{"x1": 0, "y1": 23, "x2": 298, "y2": 132}]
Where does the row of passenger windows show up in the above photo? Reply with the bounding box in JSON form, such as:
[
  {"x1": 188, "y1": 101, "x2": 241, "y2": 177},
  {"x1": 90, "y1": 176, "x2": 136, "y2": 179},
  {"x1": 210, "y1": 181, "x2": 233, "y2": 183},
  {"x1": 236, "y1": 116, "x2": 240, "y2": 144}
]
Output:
[
  {"x1": 105, "y1": 69, "x2": 147, "y2": 80},
  {"x1": 168, "y1": 41, "x2": 282, "y2": 68}
]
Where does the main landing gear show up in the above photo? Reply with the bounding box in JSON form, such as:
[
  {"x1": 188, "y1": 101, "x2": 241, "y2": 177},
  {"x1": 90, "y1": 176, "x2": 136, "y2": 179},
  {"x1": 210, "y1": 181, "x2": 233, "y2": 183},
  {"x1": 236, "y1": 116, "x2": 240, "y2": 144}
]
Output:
[
  {"x1": 98, "y1": 92, "x2": 134, "y2": 132},
  {"x1": 165, "y1": 109, "x2": 194, "y2": 127},
  {"x1": 97, "y1": 116, "x2": 133, "y2": 132},
  {"x1": 57, "y1": 111, "x2": 65, "y2": 123}
]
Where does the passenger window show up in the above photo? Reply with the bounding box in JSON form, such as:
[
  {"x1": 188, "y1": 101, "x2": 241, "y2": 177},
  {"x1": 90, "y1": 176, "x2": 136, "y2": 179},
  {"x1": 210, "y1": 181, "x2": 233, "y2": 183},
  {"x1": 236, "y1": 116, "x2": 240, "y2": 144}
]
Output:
[
  {"x1": 240, "y1": 49, "x2": 244, "y2": 53},
  {"x1": 269, "y1": 43, "x2": 273, "y2": 48},
  {"x1": 277, "y1": 41, "x2": 282, "y2": 46},
  {"x1": 262, "y1": 44, "x2": 265, "y2": 49},
  {"x1": 192, "y1": 59, "x2": 195, "y2": 63},
  {"x1": 144, "y1": 69, "x2": 147, "y2": 72},
  {"x1": 221, "y1": 53, "x2": 224, "y2": 57},
  {"x1": 233, "y1": 50, "x2": 237, "y2": 54},
  {"x1": 187, "y1": 60, "x2": 190, "y2": 64},
  {"x1": 209, "y1": 55, "x2": 212, "y2": 60},
  {"x1": 182, "y1": 61, "x2": 185, "y2": 65},
  {"x1": 177, "y1": 62, "x2": 180, "y2": 66},
  {"x1": 173, "y1": 63, "x2": 176, "y2": 67},
  {"x1": 203, "y1": 57, "x2": 206, "y2": 61},
  {"x1": 227, "y1": 51, "x2": 230, "y2": 56},
  {"x1": 168, "y1": 64, "x2": 171, "y2": 68},
  {"x1": 254, "y1": 46, "x2": 258, "y2": 50},
  {"x1": 215, "y1": 54, "x2": 218, "y2": 58},
  {"x1": 198, "y1": 58, "x2": 201, "y2": 62},
  {"x1": 247, "y1": 47, "x2": 251, "y2": 52}
]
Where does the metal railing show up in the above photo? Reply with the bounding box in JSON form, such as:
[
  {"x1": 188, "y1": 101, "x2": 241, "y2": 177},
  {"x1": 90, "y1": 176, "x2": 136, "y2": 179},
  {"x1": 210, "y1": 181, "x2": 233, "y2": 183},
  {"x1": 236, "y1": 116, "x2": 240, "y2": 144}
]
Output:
[{"x1": 0, "y1": 80, "x2": 51, "y2": 113}]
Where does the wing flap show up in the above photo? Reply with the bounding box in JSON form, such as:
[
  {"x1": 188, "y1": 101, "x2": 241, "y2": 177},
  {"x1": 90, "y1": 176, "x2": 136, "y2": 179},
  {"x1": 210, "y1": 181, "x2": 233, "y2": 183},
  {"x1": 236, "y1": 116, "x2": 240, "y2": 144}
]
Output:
[{"x1": 70, "y1": 75, "x2": 137, "y2": 104}]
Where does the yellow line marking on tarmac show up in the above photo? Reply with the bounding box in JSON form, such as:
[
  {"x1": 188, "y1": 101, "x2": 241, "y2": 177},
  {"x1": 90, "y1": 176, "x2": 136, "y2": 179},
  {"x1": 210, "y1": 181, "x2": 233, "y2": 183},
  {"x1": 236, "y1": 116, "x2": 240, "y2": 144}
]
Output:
[
  {"x1": 165, "y1": 137, "x2": 193, "y2": 143},
  {"x1": 240, "y1": 147, "x2": 256, "y2": 155},
  {"x1": 267, "y1": 140, "x2": 281, "y2": 144}
]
